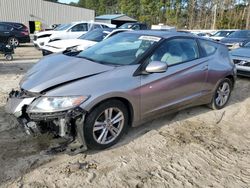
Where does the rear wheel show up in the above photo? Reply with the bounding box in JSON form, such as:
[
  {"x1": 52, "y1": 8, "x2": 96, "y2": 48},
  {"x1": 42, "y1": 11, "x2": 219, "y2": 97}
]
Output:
[
  {"x1": 8, "y1": 37, "x2": 19, "y2": 47},
  {"x1": 84, "y1": 100, "x2": 129, "y2": 150},
  {"x1": 209, "y1": 78, "x2": 232, "y2": 110},
  {"x1": 5, "y1": 54, "x2": 13, "y2": 61}
]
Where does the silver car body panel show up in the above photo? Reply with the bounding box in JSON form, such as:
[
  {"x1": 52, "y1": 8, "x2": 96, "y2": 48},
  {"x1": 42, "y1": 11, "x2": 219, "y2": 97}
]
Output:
[{"x1": 6, "y1": 31, "x2": 236, "y2": 129}]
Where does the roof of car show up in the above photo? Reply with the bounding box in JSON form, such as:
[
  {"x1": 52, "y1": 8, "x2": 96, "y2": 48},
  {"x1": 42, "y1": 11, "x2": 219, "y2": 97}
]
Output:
[{"x1": 124, "y1": 30, "x2": 196, "y2": 39}]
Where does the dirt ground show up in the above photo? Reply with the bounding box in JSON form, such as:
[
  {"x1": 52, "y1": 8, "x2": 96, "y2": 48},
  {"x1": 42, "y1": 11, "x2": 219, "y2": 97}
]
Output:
[{"x1": 0, "y1": 46, "x2": 250, "y2": 188}]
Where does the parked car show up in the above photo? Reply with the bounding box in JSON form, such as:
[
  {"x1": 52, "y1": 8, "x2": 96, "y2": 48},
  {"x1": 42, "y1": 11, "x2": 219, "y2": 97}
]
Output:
[
  {"x1": 0, "y1": 22, "x2": 30, "y2": 46},
  {"x1": 230, "y1": 40, "x2": 250, "y2": 77},
  {"x1": 220, "y1": 30, "x2": 250, "y2": 49},
  {"x1": 5, "y1": 31, "x2": 236, "y2": 150},
  {"x1": 209, "y1": 30, "x2": 236, "y2": 41},
  {"x1": 33, "y1": 21, "x2": 116, "y2": 49},
  {"x1": 119, "y1": 22, "x2": 148, "y2": 30},
  {"x1": 196, "y1": 32, "x2": 211, "y2": 38},
  {"x1": 41, "y1": 28, "x2": 129, "y2": 56}
]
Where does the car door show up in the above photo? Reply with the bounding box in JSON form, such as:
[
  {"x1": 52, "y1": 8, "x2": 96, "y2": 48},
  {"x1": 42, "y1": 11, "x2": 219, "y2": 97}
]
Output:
[
  {"x1": 0, "y1": 24, "x2": 11, "y2": 43},
  {"x1": 140, "y1": 37, "x2": 208, "y2": 120},
  {"x1": 66, "y1": 23, "x2": 88, "y2": 39}
]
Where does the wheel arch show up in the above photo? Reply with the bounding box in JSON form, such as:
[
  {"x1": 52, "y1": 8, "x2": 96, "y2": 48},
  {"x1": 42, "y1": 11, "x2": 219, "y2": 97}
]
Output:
[
  {"x1": 85, "y1": 97, "x2": 134, "y2": 127},
  {"x1": 225, "y1": 74, "x2": 235, "y2": 88}
]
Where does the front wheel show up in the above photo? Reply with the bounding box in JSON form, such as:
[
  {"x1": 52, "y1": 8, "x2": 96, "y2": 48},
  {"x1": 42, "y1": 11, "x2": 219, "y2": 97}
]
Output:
[
  {"x1": 209, "y1": 78, "x2": 232, "y2": 110},
  {"x1": 84, "y1": 100, "x2": 129, "y2": 150}
]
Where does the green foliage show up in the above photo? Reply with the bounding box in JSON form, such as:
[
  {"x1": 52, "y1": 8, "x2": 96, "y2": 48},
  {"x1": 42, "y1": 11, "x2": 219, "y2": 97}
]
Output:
[{"x1": 75, "y1": 0, "x2": 250, "y2": 29}]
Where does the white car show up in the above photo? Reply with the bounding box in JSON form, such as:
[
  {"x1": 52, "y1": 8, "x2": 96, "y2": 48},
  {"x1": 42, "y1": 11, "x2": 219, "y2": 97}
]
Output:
[
  {"x1": 41, "y1": 28, "x2": 130, "y2": 56},
  {"x1": 33, "y1": 21, "x2": 116, "y2": 49}
]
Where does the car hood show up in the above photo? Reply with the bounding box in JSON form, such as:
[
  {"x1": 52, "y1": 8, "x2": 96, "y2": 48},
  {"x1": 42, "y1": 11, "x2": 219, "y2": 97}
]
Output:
[
  {"x1": 220, "y1": 38, "x2": 246, "y2": 44},
  {"x1": 20, "y1": 54, "x2": 114, "y2": 93},
  {"x1": 230, "y1": 47, "x2": 250, "y2": 58},
  {"x1": 35, "y1": 30, "x2": 60, "y2": 37},
  {"x1": 46, "y1": 39, "x2": 97, "y2": 49},
  {"x1": 210, "y1": 36, "x2": 224, "y2": 40}
]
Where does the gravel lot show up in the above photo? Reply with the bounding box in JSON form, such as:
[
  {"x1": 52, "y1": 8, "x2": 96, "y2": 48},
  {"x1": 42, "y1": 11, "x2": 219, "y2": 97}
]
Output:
[{"x1": 0, "y1": 45, "x2": 250, "y2": 188}]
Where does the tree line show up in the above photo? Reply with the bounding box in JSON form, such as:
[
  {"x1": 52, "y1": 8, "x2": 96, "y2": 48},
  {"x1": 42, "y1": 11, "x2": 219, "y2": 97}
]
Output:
[{"x1": 48, "y1": 0, "x2": 250, "y2": 29}]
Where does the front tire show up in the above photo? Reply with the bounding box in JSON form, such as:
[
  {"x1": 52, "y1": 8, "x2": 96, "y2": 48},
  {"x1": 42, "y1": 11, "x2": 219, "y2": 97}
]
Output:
[
  {"x1": 84, "y1": 100, "x2": 129, "y2": 150},
  {"x1": 209, "y1": 78, "x2": 232, "y2": 110}
]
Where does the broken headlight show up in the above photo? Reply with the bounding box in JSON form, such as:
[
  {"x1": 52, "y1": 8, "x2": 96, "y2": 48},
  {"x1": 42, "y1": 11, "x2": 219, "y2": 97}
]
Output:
[{"x1": 28, "y1": 96, "x2": 88, "y2": 113}]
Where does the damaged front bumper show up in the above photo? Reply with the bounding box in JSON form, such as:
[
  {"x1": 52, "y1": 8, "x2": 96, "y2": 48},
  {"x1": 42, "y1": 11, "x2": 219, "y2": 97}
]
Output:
[{"x1": 5, "y1": 90, "x2": 88, "y2": 152}]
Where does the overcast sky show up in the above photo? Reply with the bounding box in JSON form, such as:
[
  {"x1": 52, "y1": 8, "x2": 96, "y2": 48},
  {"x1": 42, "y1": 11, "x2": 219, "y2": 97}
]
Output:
[{"x1": 58, "y1": 0, "x2": 78, "y2": 4}]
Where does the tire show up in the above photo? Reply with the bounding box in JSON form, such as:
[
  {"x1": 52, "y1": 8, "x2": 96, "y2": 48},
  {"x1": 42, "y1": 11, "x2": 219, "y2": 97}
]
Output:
[
  {"x1": 5, "y1": 54, "x2": 13, "y2": 61},
  {"x1": 209, "y1": 78, "x2": 232, "y2": 110},
  {"x1": 84, "y1": 100, "x2": 129, "y2": 150},
  {"x1": 8, "y1": 37, "x2": 19, "y2": 47}
]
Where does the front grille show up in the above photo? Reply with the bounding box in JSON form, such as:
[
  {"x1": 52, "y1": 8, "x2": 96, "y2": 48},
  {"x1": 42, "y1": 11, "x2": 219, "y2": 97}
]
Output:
[{"x1": 233, "y1": 59, "x2": 250, "y2": 67}]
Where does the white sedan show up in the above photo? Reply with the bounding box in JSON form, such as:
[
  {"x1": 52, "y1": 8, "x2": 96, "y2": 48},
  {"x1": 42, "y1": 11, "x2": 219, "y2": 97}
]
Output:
[
  {"x1": 33, "y1": 21, "x2": 116, "y2": 49},
  {"x1": 41, "y1": 28, "x2": 130, "y2": 56}
]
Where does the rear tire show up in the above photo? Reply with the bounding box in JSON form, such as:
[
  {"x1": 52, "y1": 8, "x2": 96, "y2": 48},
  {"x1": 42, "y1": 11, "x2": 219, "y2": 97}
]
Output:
[
  {"x1": 5, "y1": 54, "x2": 13, "y2": 61},
  {"x1": 84, "y1": 100, "x2": 129, "y2": 150},
  {"x1": 8, "y1": 37, "x2": 19, "y2": 47},
  {"x1": 209, "y1": 78, "x2": 232, "y2": 110}
]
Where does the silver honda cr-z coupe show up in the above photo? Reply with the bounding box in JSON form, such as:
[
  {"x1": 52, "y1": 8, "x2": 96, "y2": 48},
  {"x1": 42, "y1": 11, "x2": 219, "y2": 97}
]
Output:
[{"x1": 5, "y1": 31, "x2": 236, "y2": 150}]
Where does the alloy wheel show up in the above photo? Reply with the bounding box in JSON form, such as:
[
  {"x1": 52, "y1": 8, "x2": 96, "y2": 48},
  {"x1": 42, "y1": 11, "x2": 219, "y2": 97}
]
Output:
[
  {"x1": 93, "y1": 107, "x2": 124, "y2": 145},
  {"x1": 215, "y1": 82, "x2": 230, "y2": 107},
  {"x1": 9, "y1": 37, "x2": 19, "y2": 46}
]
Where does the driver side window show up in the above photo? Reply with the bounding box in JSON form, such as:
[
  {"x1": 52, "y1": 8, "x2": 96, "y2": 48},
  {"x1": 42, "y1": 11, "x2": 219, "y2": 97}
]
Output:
[{"x1": 149, "y1": 38, "x2": 199, "y2": 66}]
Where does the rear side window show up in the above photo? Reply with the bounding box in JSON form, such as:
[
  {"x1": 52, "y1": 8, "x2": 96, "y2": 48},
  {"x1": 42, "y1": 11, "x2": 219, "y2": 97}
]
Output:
[
  {"x1": 199, "y1": 40, "x2": 217, "y2": 57},
  {"x1": 0, "y1": 24, "x2": 12, "y2": 31}
]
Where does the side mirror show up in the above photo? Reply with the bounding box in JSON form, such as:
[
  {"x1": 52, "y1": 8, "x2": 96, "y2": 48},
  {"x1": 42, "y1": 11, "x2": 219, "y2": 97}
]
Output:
[{"x1": 145, "y1": 61, "x2": 167, "y2": 73}]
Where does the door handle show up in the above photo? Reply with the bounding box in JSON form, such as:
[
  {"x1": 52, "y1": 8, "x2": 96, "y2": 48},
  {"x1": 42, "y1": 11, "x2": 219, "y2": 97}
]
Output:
[{"x1": 4, "y1": 32, "x2": 9, "y2": 34}]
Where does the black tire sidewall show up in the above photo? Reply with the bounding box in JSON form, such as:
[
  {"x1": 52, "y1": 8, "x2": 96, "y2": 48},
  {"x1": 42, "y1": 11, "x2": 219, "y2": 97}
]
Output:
[
  {"x1": 212, "y1": 78, "x2": 232, "y2": 110},
  {"x1": 84, "y1": 100, "x2": 129, "y2": 150}
]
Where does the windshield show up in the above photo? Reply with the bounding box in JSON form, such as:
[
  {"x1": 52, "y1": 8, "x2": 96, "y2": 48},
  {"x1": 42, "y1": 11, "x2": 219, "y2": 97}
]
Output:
[
  {"x1": 212, "y1": 31, "x2": 232, "y2": 37},
  {"x1": 54, "y1": 24, "x2": 72, "y2": 31},
  {"x1": 79, "y1": 29, "x2": 110, "y2": 42},
  {"x1": 119, "y1": 23, "x2": 133, "y2": 29},
  {"x1": 243, "y1": 41, "x2": 250, "y2": 48},
  {"x1": 228, "y1": 30, "x2": 250, "y2": 38},
  {"x1": 77, "y1": 33, "x2": 161, "y2": 65}
]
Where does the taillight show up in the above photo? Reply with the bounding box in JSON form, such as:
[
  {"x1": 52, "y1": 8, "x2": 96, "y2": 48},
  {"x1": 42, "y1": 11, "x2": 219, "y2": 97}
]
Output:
[{"x1": 21, "y1": 31, "x2": 29, "y2": 36}]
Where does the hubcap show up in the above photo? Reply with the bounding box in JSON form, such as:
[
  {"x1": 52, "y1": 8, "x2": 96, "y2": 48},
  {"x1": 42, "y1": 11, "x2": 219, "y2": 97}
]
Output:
[
  {"x1": 215, "y1": 82, "x2": 230, "y2": 107},
  {"x1": 93, "y1": 107, "x2": 124, "y2": 145},
  {"x1": 9, "y1": 38, "x2": 18, "y2": 46}
]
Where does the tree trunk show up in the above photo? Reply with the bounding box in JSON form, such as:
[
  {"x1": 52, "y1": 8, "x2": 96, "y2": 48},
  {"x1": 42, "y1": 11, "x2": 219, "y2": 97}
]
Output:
[{"x1": 246, "y1": 1, "x2": 250, "y2": 29}]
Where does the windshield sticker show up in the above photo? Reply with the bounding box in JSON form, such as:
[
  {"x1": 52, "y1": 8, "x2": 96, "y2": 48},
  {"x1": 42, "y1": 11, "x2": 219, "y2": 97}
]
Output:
[{"x1": 139, "y1": 36, "x2": 161, "y2": 42}]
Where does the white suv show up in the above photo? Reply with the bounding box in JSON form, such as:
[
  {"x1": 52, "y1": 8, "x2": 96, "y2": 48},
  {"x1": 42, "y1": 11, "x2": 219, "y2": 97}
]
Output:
[{"x1": 33, "y1": 21, "x2": 116, "y2": 49}]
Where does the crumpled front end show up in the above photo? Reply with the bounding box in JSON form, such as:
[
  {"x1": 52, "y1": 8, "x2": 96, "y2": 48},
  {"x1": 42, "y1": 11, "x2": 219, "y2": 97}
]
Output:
[{"x1": 5, "y1": 89, "x2": 87, "y2": 153}]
